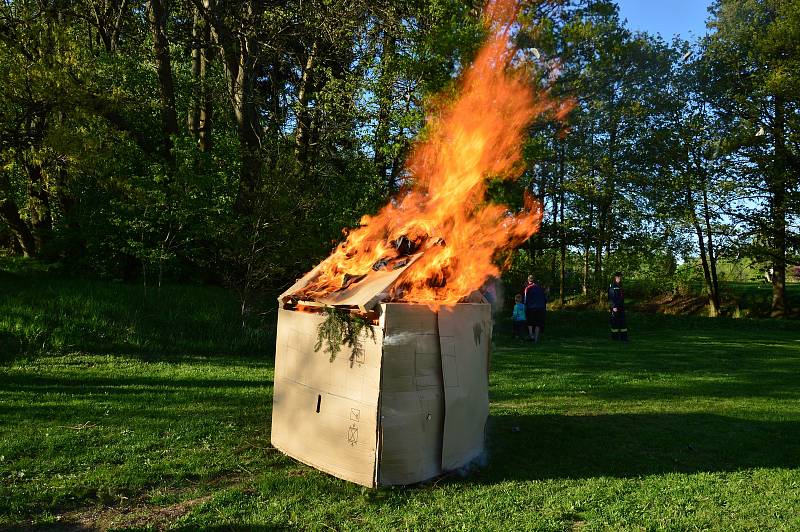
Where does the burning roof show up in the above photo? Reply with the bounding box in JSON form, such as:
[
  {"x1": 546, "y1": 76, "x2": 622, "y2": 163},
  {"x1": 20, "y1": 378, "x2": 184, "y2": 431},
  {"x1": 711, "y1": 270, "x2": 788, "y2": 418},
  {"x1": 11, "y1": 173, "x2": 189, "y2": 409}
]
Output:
[
  {"x1": 279, "y1": 248, "x2": 424, "y2": 312},
  {"x1": 281, "y1": 0, "x2": 567, "y2": 312}
]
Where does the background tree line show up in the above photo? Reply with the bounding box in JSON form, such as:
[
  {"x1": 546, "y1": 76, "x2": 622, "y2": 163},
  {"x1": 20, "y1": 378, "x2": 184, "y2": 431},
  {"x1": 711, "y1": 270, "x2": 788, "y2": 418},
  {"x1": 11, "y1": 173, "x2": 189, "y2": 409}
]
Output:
[{"x1": 1, "y1": 0, "x2": 798, "y2": 318}]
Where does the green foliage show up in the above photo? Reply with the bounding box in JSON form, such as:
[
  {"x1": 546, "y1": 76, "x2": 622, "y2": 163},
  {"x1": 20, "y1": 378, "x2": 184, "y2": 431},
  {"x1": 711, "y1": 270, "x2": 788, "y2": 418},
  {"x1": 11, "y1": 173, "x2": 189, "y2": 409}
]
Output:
[
  {"x1": 314, "y1": 307, "x2": 375, "y2": 362},
  {"x1": 0, "y1": 0, "x2": 796, "y2": 320}
]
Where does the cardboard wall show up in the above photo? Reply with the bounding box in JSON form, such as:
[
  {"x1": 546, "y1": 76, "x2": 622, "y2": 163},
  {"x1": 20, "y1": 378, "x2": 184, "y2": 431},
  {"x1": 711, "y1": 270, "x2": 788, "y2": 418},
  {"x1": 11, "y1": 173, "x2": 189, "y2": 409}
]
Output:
[{"x1": 271, "y1": 309, "x2": 384, "y2": 487}]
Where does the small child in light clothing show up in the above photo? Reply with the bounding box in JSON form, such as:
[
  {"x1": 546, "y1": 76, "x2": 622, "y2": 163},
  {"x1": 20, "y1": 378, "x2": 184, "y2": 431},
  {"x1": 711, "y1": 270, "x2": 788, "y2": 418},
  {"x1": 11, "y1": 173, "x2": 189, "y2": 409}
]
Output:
[{"x1": 512, "y1": 294, "x2": 526, "y2": 339}]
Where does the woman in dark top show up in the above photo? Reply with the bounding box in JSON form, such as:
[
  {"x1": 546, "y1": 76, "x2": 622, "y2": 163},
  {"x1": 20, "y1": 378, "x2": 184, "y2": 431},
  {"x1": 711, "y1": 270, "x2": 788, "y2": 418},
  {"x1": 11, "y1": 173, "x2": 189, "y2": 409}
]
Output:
[{"x1": 523, "y1": 275, "x2": 547, "y2": 343}]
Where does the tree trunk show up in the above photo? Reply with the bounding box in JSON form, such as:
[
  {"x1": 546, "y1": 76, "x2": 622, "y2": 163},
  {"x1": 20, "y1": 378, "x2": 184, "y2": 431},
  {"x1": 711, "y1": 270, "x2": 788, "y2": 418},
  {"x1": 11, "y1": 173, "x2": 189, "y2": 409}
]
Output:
[
  {"x1": 188, "y1": 5, "x2": 202, "y2": 138},
  {"x1": 26, "y1": 163, "x2": 52, "y2": 252},
  {"x1": 148, "y1": 0, "x2": 179, "y2": 154},
  {"x1": 594, "y1": 198, "x2": 605, "y2": 292},
  {"x1": 188, "y1": 0, "x2": 214, "y2": 151},
  {"x1": 594, "y1": 237, "x2": 603, "y2": 291},
  {"x1": 688, "y1": 182, "x2": 717, "y2": 316},
  {"x1": 597, "y1": 119, "x2": 618, "y2": 290},
  {"x1": 204, "y1": 0, "x2": 263, "y2": 214},
  {"x1": 109, "y1": 0, "x2": 128, "y2": 53},
  {"x1": 295, "y1": 39, "x2": 318, "y2": 172},
  {"x1": 0, "y1": 199, "x2": 37, "y2": 256},
  {"x1": 769, "y1": 94, "x2": 788, "y2": 317},
  {"x1": 700, "y1": 177, "x2": 721, "y2": 314},
  {"x1": 583, "y1": 202, "x2": 593, "y2": 296},
  {"x1": 549, "y1": 155, "x2": 559, "y2": 287},
  {"x1": 91, "y1": 0, "x2": 129, "y2": 53},
  {"x1": 197, "y1": 1, "x2": 214, "y2": 153},
  {"x1": 388, "y1": 87, "x2": 413, "y2": 191},
  {"x1": 232, "y1": 55, "x2": 263, "y2": 214},
  {"x1": 558, "y1": 142, "x2": 566, "y2": 305},
  {"x1": 374, "y1": 30, "x2": 395, "y2": 191}
]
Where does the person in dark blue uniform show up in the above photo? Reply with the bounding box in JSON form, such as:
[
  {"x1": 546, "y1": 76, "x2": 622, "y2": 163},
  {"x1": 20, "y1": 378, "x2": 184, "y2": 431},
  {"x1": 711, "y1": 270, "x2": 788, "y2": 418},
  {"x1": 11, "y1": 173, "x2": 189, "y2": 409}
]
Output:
[{"x1": 608, "y1": 271, "x2": 628, "y2": 341}]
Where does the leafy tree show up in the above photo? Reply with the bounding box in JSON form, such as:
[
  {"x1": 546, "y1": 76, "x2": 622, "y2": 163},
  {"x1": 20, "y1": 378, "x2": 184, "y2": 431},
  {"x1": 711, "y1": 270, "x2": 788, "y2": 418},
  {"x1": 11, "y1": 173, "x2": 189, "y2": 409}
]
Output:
[{"x1": 701, "y1": 0, "x2": 800, "y2": 316}]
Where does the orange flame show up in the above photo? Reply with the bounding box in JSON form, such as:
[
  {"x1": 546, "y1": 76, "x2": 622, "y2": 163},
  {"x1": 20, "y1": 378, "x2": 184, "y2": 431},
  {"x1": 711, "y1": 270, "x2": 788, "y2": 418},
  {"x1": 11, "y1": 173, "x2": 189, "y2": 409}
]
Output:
[{"x1": 297, "y1": 0, "x2": 562, "y2": 306}]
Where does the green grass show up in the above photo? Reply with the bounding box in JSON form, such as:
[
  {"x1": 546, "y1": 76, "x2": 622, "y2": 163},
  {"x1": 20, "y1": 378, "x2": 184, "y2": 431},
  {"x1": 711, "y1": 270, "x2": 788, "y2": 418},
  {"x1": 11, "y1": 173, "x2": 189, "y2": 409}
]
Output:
[
  {"x1": 716, "y1": 281, "x2": 800, "y2": 317},
  {"x1": 0, "y1": 259, "x2": 273, "y2": 359},
  {"x1": 1, "y1": 261, "x2": 799, "y2": 530}
]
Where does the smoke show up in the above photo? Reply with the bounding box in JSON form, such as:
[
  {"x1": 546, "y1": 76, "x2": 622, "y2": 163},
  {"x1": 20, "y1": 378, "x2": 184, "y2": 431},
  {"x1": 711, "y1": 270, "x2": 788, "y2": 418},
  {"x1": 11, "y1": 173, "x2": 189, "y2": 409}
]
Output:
[{"x1": 382, "y1": 332, "x2": 420, "y2": 346}]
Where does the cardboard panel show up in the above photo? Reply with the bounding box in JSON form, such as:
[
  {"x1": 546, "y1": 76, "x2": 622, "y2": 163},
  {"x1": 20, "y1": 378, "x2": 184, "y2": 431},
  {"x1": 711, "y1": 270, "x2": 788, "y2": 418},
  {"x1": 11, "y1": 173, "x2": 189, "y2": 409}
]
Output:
[
  {"x1": 438, "y1": 304, "x2": 491, "y2": 471},
  {"x1": 272, "y1": 302, "x2": 489, "y2": 487},
  {"x1": 271, "y1": 308, "x2": 384, "y2": 487},
  {"x1": 380, "y1": 303, "x2": 438, "y2": 334},
  {"x1": 377, "y1": 304, "x2": 444, "y2": 485},
  {"x1": 275, "y1": 309, "x2": 382, "y2": 404},
  {"x1": 271, "y1": 378, "x2": 378, "y2": 487}
]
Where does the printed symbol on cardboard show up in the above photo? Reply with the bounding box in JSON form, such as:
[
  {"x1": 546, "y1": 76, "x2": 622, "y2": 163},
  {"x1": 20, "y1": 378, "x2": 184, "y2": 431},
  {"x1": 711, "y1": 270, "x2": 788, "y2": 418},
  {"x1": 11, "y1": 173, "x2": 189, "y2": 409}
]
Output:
[
  {"x1": 347, "y1": 423, "x2": 359, "y2": 445},
  {"x1": 350, "y1": 408, "x2": 360, "y2": 422},
  {"x1": 354, "y1": 351, "x2": 365, "y2": 365}
]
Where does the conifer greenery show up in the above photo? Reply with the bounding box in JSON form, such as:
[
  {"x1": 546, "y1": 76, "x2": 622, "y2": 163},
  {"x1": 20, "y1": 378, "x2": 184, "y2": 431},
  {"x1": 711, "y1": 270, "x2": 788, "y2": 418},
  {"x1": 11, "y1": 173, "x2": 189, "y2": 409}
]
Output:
[{"x1": 314, "y1": 307, "x2": 376, "y2": 362}]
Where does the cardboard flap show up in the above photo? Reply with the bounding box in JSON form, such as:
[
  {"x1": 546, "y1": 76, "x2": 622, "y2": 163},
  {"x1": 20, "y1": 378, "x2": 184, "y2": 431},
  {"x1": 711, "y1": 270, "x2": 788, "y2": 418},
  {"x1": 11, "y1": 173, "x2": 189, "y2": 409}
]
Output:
[
  {"x1": 281, "y1": 254, "x2": 423, "y2": 311},
  {"x1": 377, "y1": 304, "x2": 444, "y2": 485},
  {"x1": 438, "y1": 304, "x2": 491, "y2": 470},
  {"x1": 278, "y1": 260, "x2": 328, "y2": 303}
]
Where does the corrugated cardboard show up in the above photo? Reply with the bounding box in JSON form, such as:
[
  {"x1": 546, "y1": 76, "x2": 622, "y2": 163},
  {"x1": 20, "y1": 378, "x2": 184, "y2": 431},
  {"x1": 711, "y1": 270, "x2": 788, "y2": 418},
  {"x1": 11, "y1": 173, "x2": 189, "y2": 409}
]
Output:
[
  {"x1": 271, "y1": 302, "x2": 491, "y2": 487},
  {"x1": 271, "y1": 308, "x2": 383, "y2": 486},
  {"x1": 438, "y1": 305, "x2": 491, "y2": 470}
]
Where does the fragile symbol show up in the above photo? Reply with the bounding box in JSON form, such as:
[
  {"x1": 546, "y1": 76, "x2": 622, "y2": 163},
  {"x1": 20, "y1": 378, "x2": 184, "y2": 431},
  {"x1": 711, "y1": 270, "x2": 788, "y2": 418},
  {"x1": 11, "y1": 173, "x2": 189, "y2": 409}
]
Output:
[
  {"x1": 347, "y1": 423, "x2": 359, "y2": 445},
  {"x1": 350, "y1": 408, "x2": 360, "y2": 422}
]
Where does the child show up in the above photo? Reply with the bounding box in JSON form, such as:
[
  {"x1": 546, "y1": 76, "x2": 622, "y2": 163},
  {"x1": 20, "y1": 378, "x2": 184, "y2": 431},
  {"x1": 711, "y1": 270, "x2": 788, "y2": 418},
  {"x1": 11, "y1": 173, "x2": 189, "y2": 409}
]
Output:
[{"x1": 512, "y1": 294, "x2": 526, "y2": 339}]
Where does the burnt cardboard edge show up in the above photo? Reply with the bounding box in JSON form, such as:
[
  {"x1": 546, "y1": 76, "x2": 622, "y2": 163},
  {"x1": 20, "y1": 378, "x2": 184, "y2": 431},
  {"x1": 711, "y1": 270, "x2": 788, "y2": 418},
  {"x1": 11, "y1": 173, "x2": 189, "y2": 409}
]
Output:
[
  {"x1": 373, "y1": 328, "x2": 386, "y2": 487},
  {"x1": 278, "y1": 260, "x2": 327, "y2": 303}
]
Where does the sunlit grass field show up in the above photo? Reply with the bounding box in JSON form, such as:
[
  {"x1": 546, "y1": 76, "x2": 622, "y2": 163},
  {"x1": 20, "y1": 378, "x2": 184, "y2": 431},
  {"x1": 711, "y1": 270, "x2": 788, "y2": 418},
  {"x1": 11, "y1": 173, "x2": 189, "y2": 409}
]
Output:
[{"x1": 1, "y1": 261, "x2": 799, "y2": 530}]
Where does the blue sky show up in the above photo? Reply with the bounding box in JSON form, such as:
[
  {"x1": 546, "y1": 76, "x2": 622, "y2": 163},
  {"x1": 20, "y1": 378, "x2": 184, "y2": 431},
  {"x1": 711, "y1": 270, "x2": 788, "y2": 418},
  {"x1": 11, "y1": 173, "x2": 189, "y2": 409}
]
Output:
[{"x1": 616, "y1": 0, "x2": 713, "y2": 39}]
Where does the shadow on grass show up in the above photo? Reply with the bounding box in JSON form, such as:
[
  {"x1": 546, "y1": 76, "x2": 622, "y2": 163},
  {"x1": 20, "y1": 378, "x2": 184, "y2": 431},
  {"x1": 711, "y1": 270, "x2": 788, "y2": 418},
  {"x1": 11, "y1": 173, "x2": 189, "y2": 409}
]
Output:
[
  {"x1": 1, "y1": 373, "x2": 271, "y2": 393},
  {"x1": 0, "y1": 372, "x2": 274, "y2": 429},
  {"x1": 484, "y1": 412, "x2": 800, "y2": 481}
]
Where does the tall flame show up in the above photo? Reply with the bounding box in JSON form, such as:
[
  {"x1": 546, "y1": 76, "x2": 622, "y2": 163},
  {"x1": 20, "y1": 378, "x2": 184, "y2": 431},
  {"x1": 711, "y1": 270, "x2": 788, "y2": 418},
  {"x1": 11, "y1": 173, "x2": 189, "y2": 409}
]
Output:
[{"x1": 297, "y1": 0, "x2": 563, "y2": 306}]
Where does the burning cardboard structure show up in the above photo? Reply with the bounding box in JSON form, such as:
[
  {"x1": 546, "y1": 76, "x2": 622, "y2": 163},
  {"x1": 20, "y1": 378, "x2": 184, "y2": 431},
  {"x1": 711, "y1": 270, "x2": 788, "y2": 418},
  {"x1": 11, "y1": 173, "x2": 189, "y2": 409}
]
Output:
[
  {"x1": 271, "y1": 258, "x2": 491, "y2": 487},
  {"x1": 270, "y1": 0, "x2": 565, "y2": 487}
]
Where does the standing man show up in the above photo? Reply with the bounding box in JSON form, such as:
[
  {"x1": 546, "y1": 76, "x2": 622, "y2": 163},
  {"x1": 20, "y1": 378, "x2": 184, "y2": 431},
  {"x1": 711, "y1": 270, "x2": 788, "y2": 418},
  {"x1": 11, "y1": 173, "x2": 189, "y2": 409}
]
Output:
[
  {"x1": 608, "y1": 271, "x2": 628, "y2": 341},
  {"x1": 523, "y1": 275, "x2": 547, "y2": 343}
]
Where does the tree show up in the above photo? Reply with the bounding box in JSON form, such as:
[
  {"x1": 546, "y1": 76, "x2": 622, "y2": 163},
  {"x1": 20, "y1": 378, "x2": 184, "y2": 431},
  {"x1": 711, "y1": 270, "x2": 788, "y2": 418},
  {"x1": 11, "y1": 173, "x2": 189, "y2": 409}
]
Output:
[{"x1": 701, "y1": 0, "x2": 800, "y2": 317}]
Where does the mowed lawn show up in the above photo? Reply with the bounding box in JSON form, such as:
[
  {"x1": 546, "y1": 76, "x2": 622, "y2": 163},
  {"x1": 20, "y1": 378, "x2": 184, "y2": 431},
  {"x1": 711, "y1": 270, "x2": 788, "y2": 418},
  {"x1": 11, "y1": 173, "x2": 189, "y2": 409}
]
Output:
[{"x1": 1, "y1": 265, "x2": 799, "y2": 530}]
